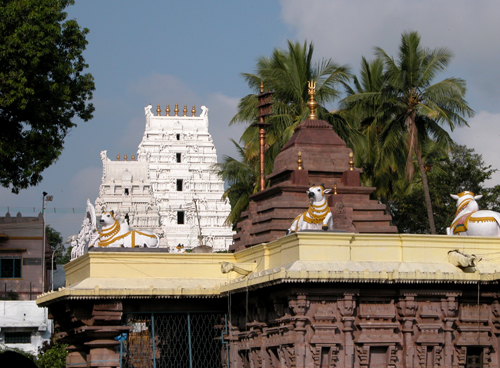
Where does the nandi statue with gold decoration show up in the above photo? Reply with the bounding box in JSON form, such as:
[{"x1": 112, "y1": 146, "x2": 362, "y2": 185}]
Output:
[
  {"x1": 287, "y1": 184, "x2": 333, "y2": 234},
  {"x1": 446, "y1": 191, "x2": 500, "y2": 236},
  {"x1": 90, "y1": 211, "x2": 159, "y2": 248}
]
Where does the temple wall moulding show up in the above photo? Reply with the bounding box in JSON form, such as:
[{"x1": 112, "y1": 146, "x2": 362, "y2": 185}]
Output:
[{"x1": 227, "y1": 288, "x2": 500, "y2": 368}]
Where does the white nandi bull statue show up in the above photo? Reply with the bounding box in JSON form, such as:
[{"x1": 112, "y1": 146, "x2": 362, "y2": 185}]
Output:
[
  {"x1": 287, "y1": 184, "x2": 333, "y2": 234},
  {"x1": 446, "y1": 191, "x2": 500, "y2": 236},
  {"x1": 91, "y1": 211, "x2": 159, "y2": 248}
]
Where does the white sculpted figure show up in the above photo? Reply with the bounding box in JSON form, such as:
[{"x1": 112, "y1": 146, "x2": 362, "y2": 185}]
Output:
[
  {"x1": 446, "y1": 191, "x2": 500, "y2": 236},
  {"x1": 91, "y1": 211, "x2": 159, "y2": 248},
  {"x1": 287, "y1": 184, "x2": 333, "y2": 234},
  {"x1": 200, "y1": 105, "x2": 209, "y2": 127}
]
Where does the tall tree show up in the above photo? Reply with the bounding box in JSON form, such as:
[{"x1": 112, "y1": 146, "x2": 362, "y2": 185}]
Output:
[
  {"x1": 46, "y1": 225, "x2": 70, "y2": 264},
  {"x1": 215, "y1": 140, "x2": 258, "y2": 229},
  {"x1": 389, "y1": 144, "x2": 500, "y2": 234},
  {"x1": 0, "y1": 0, "x2": 95, "y2": 193},
  {"x1": 232, "y1": 40, "x2": 351, "y2": 174},
  {"x1": 221, "y1": 41, "x2": 351, "y2": 225},
  {"x1": 345, "y1": 31, "x2": 474, "y2": 233}
]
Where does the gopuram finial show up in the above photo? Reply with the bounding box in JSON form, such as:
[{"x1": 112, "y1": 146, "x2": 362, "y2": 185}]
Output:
[
  {"x1": 131, "y1": 154, "x2": 135, "y2": 161},
  {"x1": 307, "y1": 80, "x2": 318, "y2": 120},
  {"x1": 183, "y1": 105, "x2": 187, "y2": 116},
  {"x1": 116, "y1": 154, "x2": 120, "y2": 161},
  {"x1": 260, "y1": 81, "x2": 264, "y2": 93},
  {"x1": 349, "y1": 152, "x2": 354, "y2": 171},
  {"x1": 156, "y1": 105, "x2": 161, "y2": 116},
  {"x1": 334, "y1": 182, "x2": 338, "y2": 195},
  {"x1": 297, "y1": 151, "x2": 303, "y2": 170},
  {"x1": 124, "y1": 153, "x2": 128, "y2": 161},
  {"x1": 166, "y1": 105, "x2": 170, "y2": 116},
  {"x1": 192, "y1": 105, "x2": 196, "y2": 116},
  {"x1": 174, "y1": 103, "x2": 179, "y2": 116}
]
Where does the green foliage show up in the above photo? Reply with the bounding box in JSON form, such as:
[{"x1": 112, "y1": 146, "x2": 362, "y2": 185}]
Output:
[
  {"x1": 221, "y1": 41, "x2": 351, "y2": 227},
  {"x1": 0, "y1": 0, "x2": 95, "y2": 193},
  {"x1": 215, "y1": 140, "x2": 258, "y2": 229},
  {"x1": 342, "y1": 31, "x2": 474, "y2": 233},
  {"x1": 389, "y1": 144, "x2": 500, "y2": 234},
  {"x1": 46, "y1": 225, "x2": 70, "y2": 264},
  {"x1": 37, "y1": 338, "x2": 68, "y2": 368}
]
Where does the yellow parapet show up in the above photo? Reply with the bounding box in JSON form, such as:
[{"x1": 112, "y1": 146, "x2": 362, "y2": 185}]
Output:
[{"x1": 37, "y1": 232, "x2": 500, "y2": 306}]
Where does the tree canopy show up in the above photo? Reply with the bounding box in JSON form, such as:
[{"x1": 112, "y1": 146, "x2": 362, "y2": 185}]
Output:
[
  {"x1": 389, "y1": 144, "x2": 500, "y2": 234},
  {"x1": 342, "y1": 31, "x2": 474, "y2": 233},
  {"x1": 46, "y1": 225, "x2": 71, "y2": 264},
  {"x1": 0, "y1": 0, "x2": 95, "y2": 193}
]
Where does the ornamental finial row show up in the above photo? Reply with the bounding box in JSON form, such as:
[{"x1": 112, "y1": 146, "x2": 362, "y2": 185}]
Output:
[
  {"x1": 155, "y1": 104, "x2": 197, "y2": 117},
  {"x1": 116, "y1": 154, "x2": 136, "y2": 161}
]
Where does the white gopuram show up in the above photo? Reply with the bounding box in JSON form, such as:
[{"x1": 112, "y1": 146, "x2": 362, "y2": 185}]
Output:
[{"x1": 93, "y1": 104, "x2": 234, "y2": 252}]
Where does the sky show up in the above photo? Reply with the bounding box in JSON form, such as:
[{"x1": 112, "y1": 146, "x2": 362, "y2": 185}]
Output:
[{"x1": 2, "y1": 0, "x2": 500, "y2": 241}]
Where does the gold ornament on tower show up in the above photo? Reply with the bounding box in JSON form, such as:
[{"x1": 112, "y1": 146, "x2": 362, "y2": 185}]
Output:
[
  {"x1": 349, "y1": 152, "x2": 354, "y2": 171},
  {"x1": 183, "y1": 105, "x2": 187, "y2": 116},
  {"x1": 166, "y1": 105, "x2": 170, "y2": 116},
  {"x1": 124, "y1": 154, "x2": 128, "y2": 161},
  {"x1": 116, "y1": 154, "x2": 120, "y2": 161},
  {"x1": 156, "y1": 105, "x2": 161, "y2": 116},
  {"x1": 174, "y1": 104, "x2": 179, "y2": 116},
  {"x1": 192, "y1": 105, "x2": 196, "y2": 116},
  {"x1": 307, "y1": 80, "x2": 318, "y2": 120},
  {"x1": 297, "y1": 151, "x2": 303, "y2": 170}
]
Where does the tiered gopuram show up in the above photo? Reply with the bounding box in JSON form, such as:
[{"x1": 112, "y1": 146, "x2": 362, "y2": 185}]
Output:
[{"x1": 94, "y1": 104, "x2": 233, "y2": 252}]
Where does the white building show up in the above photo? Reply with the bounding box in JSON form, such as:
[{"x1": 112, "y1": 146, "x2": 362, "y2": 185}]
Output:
[
  {"x1": 0, "y1": 301, "x2": 52, "y2": 354},
  {"x1": 94, "y1": 104, "x2": 234, "y2": 252}
]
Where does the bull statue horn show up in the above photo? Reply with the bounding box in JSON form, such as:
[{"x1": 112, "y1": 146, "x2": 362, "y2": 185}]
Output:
[{"x1": 320, "y1": 183, "x2": 325, "y2": 189}]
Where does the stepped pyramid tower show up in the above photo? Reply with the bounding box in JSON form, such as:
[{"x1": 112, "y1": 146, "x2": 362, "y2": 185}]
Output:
[
  {"x1": 231, "y1": 82, "x2": 396, "y2": 251},
  {"x1": 95, "y1": 104, "x2": 234, "y2": 252}
]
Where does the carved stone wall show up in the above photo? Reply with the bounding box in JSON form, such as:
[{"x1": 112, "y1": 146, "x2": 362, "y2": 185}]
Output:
[{"x1": 228, "y1": 284, "x2": 500, "y2": 368}]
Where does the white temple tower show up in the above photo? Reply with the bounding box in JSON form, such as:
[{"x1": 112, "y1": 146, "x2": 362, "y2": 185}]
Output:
[{"x1": 95, "y1": 104, "x2": 234, "y2": 252}]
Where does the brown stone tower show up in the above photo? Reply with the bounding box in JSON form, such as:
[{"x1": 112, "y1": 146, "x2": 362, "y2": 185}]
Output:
[{"x1": 230, "y1": 82, "x2": 396, "y2": 252}]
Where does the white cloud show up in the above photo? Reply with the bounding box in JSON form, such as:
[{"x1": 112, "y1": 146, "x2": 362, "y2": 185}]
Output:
[{"x1": 280, "y1": 0, "x2": 500, "y2": 110}]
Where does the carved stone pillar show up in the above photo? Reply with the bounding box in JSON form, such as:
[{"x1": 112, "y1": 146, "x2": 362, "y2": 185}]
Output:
[
  {"x1": 398, "y1": 295, "x2": 418, "y2": 368},
  {"x1": 339, "y1": 293, "x2": 357, "y2": 368},
  {"x1": 441, "y1": 294, "x2": 459, "y2": 368},
  {"x1": 289, "y1": 294, "x2": 309, "y2": 368}
]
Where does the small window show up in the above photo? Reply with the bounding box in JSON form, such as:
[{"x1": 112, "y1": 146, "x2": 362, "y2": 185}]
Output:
[
  {"x1": 177, "y1": 211, "x2": 185, "y2": 224},
  {"x1": 5, "y1": 332, "x2": 31, "y2": 344},
  {"x1": 176, "y1": 134, "x2": 180, "y2": 140},
  {"x1": 176, "y1": 179, "x2": 183, "y2": 191},
  {"x1": 0, "y1": 257, "x2": 21, "y2": 278},
  {"x1": 176, "y1": 153, "x2": 181, "y2": 163},
  {"x1": 124, "y1": 188, "x2": 129, "y2": 195}
]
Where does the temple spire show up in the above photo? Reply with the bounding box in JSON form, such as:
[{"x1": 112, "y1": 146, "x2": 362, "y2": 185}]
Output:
[{"x1": 307, "y1": 80, "x2": 318, "y2": 120}]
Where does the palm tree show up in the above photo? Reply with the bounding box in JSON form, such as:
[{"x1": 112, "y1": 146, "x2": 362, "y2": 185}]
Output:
[
  {"x1": 345, "y1": 31, "x2": 474, "y2": 233},
  {"x1": 232, "y1": 40, "x2": 351, "y2": 165},
  {"x1": 215, "y1": 140, "x2": 258, "y2": 229},
  {"x1": 221, "y1": 41, "x2": 352, "y2": 225}
]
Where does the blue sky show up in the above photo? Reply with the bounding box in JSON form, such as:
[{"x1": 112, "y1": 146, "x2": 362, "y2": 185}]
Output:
[{"x1": 2, "y1": 0, "x2": 500, "y2": 240}]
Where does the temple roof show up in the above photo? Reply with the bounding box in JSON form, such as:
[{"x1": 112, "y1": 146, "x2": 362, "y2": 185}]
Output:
[{"x1": 37, "y1": 232, "x2": 500, "y2": 306}]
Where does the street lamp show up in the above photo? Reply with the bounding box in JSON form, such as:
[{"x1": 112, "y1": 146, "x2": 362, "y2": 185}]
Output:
[{"x1": 42, "y1": 192, "x2": 53, "y2": 293}]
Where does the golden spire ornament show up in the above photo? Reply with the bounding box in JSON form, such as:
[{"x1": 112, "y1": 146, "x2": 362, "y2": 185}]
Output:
[
  {"x1": 174, "y1": 103, "x2": 179, "y2": 116},
  {"x1": 349, "y1": 152, "x2": 354, "y2": 171},
  {"x1": 307, "y1": 80, "x2": 318, "y2": 120},
  {"x1": 124, "y1": 153, "x2": 128, "y2": 161},
  {"x1": 334, "y1": 182, "x2": 338, "y2": 195},
  {"x1": 166, "y1": 105, "x2": 170, "y2": 116},
  {"x1": 116, "y1": 154, "x2": 120, "y2": 161},
  {"x1": 191, "y1": 105, "x2": 196, "y2": 116},
  {"x1": 297, "y1": 151, "x2": 303, "y2": 170},
  {"x1": 131, "y1": 154, "x2": 135, "y2": 161},
  {"x1": 156, "y1": 105, "x2": 161, "y2": 116},
  {"x1": 183, "y1": 105, "x2": 187, "y2": 116}
]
